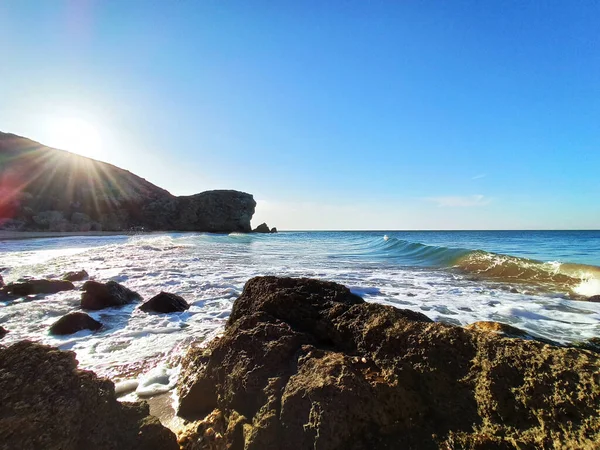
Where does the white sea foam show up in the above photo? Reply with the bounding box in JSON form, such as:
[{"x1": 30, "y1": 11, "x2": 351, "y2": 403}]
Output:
[{"x1": 1, "y1": 231, "x2": 599, "y2": 390}]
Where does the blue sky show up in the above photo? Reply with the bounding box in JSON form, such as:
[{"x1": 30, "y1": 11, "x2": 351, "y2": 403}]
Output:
[{"x1": 1, "y1": 1, "x2": 598, "y2": 229}]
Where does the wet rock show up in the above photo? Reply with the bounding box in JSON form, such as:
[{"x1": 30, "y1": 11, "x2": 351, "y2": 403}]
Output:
[
  {"x1": 177, "y1": 276, "x2": 600, "y2": 450},
  {"x1": 270, "y1": 227, "x2": 277, "y2": 233},
  {"x1": 81, "y1": 280, "x2": 142, "y2": 310},
  {"x1": 49, "y1": 312, "x2": 103, "y2": 335},
  {"x1": 252, "y1": 222, "x2": 271, "y2": 233},
  {"x1": 4, "y1": 279, "x2": 74, "y2": 296},
  {"x1": 0, "y1": 326, "x2": 7, "y2": 339},
  {"x1": 0, "y1": 274, "x2": 3, "y2": 287},
  {"x1": 62, "y1": 269, "x2": 89, "y2": 282},
  {"x1": 0, "y1": 341, "x2": 178, "y2": 450},
  {"x1": 588, "y1": 294, "x2": 600, "y2": 302},
  {"x1": 140, "y1": 292, "x2": 190, "y2": 313}
]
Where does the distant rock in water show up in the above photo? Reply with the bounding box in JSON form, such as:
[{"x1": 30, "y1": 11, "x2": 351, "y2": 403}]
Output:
[
  {"x1": 177, "y1": 276, "x2": 600, "y2": 450},
  {"x1": 0, "y1": 131, "x2": 256, "y2": 232},
  {"x1": 49, "y1": 312, "x2": 103, "y2": 335},
  {"x1": 81, "y1": 280, "x2": 141, "y2": 310},
  {"x1": 0, "y1": 341, "x2": 178, "y2": 449},
  {"x1": 62, "y1": 270, "x2": 89, "y2": 282},
  {"x1": 140, "y1": 292, "x2": 190, "y2": 313},
  {"x1": 253, "y1": 222, "x2": 276, "y2": 233},
  {"x1": 588, "y1": 295, "x2": 600, "y2": 302},
  {"x1": 3, "y1": 279, "x2": 74, "y2": 296}
]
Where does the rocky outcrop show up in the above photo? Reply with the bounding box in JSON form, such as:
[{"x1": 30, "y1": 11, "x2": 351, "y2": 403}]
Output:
[
  {"x1": 140, "y1": 292, "x2": 190, "y2": 313},
  {"x1": 49, "y1": 312, "x2": 103, "y2": 335},
  {"x1": 2, "y1": 279, "x2": 74, "y2": 296},
  {"x1": 252, "y1": 222, "x2": 277, "y2": 233},
  {"x1": 0, "y1": 341, "x2": 178, "y2": 450},
  {"x1": 81, "y1": 280, "x2": 142, "y2": 310},
  {"x1": 0, "y1": 132, "x2": 257, "y2": 232},
  {"x1": 176, "y1": 276, "x2": 600, "y2": 450},
  {"x1": 62, "y1": 270, "x2": 89, "y2": 282},
  {"x1": 589, "y1": 294, "x2": 600, "y2": 302}
]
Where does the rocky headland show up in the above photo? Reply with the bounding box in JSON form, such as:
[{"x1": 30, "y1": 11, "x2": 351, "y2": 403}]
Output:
[
  {"x1": 1, "y1": 275, "x2": 600, "y2": 449},
  {"x1": 0, "y1": 132, "x2": 257, "y2": 233}
]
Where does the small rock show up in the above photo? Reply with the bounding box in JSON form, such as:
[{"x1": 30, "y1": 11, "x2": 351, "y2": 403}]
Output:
[
  {"x1": 4, "y1": 279, "x2": 75, "y2": 296},
  {"x1": 0, "y1": 274, "x2": 4, "y2": 287},
  {"x1": 588, "y1": 295, "x2": 600, "y2": 303},
  {"x1": 253, "y1": 222, "x2": 271, "y2": 233},
  {"x1": 270, "y1": 227, "x2": 278, "y2": 233},
  {"x1": 62, "y1": 270, "x2": 89, "y2": 282},
  {"x1": 0, "y1": 326, "x2": 7, "y2": 339},
  {"x1": 81, "y1": 280, "x2": 142, "y2": 310},
  {"x1": 140, "y1": 292, "x2": 190, "y2": 313},
  {"x1": 49, "y1": 312, "x2": 102, "y2": 335}
]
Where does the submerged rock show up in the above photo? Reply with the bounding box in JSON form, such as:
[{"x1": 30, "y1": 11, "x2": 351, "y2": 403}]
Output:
[
  {"x1": 3, "y1": 279, "x2": 74, "y2": 296},
  {"x1": 49, "y1": 312, "x2": 103, "y2": 335},
  {"x1": 0, "y1": 341, "x2": 178, "y2": 450},
  {"x1": 140, "y1": 292, "x2": 190, "y2": 313},
  {"x1": 81, "y1": 280, "x2": 142, "y2": 310},
  {"x1": 62, "y1": 270, "x2": 89, "y2": 282},
  {"x1": 177, "y1": 276, "x2": 600, "y2": 450}
]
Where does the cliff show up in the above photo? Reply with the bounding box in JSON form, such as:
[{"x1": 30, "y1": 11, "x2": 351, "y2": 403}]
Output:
[{"x1": 0, "y1": 132, "x2": 256, "y2": 232}]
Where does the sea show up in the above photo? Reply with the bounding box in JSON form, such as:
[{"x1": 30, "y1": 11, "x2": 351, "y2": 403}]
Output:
[{"x1": 1, "y1": 230, "x2": 599, "y2": 398}]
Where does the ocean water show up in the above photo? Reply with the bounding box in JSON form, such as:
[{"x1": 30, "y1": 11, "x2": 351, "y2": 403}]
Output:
[{"x1": 1, "y1": 230, "x2": 600, "y2": 395}]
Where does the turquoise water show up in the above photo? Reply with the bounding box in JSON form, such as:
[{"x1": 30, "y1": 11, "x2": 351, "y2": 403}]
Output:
[{"x1": 1, "y1": 230, "x2": 599, "y2": 387}]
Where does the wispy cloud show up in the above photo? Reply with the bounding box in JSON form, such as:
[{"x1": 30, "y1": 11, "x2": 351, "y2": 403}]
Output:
[
  {"x1": 426, "y1": 195, "x2": 491, "y2": 207},
  {"x1": 471, "y1": 173, "x2": 486, "y2": 180}
]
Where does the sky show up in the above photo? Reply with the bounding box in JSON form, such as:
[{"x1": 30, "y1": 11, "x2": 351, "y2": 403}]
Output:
[{"x1": 0, "y1": 1, "x2": 598, "y2": 230}]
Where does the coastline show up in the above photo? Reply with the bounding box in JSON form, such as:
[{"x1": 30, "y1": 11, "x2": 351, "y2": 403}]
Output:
[{"x1": 0, "y1": 231, "x2": 146, "y2": 241}]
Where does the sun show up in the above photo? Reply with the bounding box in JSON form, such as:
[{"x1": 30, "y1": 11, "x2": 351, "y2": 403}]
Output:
[{"x1": 47, "y1": 117, "x2": 103, "y2": 159}]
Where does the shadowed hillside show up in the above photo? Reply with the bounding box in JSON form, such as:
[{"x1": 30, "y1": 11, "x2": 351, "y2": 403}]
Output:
[{"x1": 0, "y1": 132, "x2": 256, "y2": 232}]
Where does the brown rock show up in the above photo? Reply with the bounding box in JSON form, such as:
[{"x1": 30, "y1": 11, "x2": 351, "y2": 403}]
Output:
[
  {"x1": 49, "y1": 312, "x2": 103, "y2": 335},
  {"x1": 81, "y1": 280, "x2": 141, "y2": 310},
  {"x1": 588, "y1": 295, "x2": 600, "y2": 302},
  {"x1": 4, "y1": 279, "x2": 74, "y2": 296},
  {"x1": 62, "y1": 270, "x2": 89, "y2": 282},
  {"x1": 140, "y1": 292, "x2": 190, "y2": 313},
  {"x1": 177, "y1": 276, "x2": 600, "y2": 450},
  {"x1": 0, "y1": 341, "x2": 178, "y2": 450},
  {"x1": 0, "y1": 326, "x2": 7, "y2": 339}
]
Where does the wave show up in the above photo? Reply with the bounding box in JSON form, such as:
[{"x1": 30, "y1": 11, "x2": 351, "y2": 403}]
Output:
[{"x1": 369, "y1": 236, "x2": 600, "y2": 297}]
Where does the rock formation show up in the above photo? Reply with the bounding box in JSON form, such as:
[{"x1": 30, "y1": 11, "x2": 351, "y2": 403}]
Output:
[
  {"x1": 176, "y1": 276, "x2": 600, "y2": 450},
  {"x1": 2, "y1": 279, "x2": 74, "y2": 296},
  {"x1": 0, "y1": 326, "x2": 6, "y2": 339},
  {"x1": 81, "y1": 280, "x2": 142, "y2": 310},
  {"x1": 0, "y1": 341, "x2": 178, "y2": 450},
  {"x1": 252, "y1": 222, "x2": 277, "y2": 233},
  {"x1": 49, "y1": 312, "x2": 103, "y2": 335},
  {"x1": 0, "y1": 132, "x2": 257, "y2": 232},
  {"x1": 62, "y1": 270, "x2": 89, "y2": 282},
  {"x1": 140, "y1": 292, "x2": 190, "y2": 313}
]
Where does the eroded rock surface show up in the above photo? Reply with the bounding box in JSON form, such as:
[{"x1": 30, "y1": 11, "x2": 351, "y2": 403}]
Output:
[
  {"x1": 177, "y1": 276, "x2": 600, "y2": 450},
  {"x1": 0, "y1": 341, "x2": 178, "y2": 450},
  {"x1": 140, "y1": 292, "x2": 190, "y2": 313},
  {"x1": 49, "y1": 311, "x2": 103, "y2": 335},
  {"x1": 81, "y1": 280, "x2": 141, "y2": 310}
]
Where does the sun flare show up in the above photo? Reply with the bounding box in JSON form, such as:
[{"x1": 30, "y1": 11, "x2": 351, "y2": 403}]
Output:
[{"x1": 47, "y1": 117, "x2": 102, "y2": 159}]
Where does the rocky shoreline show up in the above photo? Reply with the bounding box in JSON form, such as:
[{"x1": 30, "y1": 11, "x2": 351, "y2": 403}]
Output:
[{"x1": 1, "y1": 275, "x2": 600, "y2": 449}]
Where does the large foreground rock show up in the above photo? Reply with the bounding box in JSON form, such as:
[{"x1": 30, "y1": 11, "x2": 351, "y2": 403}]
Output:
[
  {"x1": 0, "y1": 341, "x2": 178, "y2": 450},
  {"x1": 81, "y1": 280, "x2": 142, "y2": 310},
  {"x1": 177, "y1": 276, "x2": 600, "y2": 450}
]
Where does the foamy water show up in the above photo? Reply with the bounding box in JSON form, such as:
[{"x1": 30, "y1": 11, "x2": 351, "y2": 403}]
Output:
[{"x1": 1, "y1": 230, "x2": 599, "y2": 396}]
